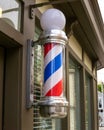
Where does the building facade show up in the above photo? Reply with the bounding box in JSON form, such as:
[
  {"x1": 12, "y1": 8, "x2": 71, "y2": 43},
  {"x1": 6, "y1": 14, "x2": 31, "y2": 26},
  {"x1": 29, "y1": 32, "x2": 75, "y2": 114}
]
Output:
[{"x1": 0, "y1": 0, "x2": 104, "y2": 130}]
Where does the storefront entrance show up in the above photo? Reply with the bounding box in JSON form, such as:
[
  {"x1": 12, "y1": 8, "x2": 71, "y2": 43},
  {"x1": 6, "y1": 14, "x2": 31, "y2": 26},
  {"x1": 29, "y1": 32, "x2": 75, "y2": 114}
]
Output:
[
  {"x1": 0, "y1": 31, "x2": 22, "y2": 130},
  {"x1": 0, "y1": 47, "x2": 4, "y2": 130}
]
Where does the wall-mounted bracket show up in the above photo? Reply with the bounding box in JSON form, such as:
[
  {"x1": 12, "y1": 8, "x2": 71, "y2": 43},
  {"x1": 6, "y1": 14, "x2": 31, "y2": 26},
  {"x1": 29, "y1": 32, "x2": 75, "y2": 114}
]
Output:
[
  {"x1": 29, "y1": 0, "x2": 68, "y2": 19},
  {"x1": 26, "y1": 39, "x2": 35, "y2": 109}
]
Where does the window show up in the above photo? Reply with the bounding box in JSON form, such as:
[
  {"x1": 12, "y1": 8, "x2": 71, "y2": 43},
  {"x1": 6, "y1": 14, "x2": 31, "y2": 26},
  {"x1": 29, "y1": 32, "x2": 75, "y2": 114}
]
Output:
[
  {"x1": 69, "y1": 57, "x2": 81, "y2": 130},
  {"x1": 85, "y1": 73, "x2": 92, "y2": 130},
  {"x1": 0, "y1": 0, "x2": 21, "y2": 31}
]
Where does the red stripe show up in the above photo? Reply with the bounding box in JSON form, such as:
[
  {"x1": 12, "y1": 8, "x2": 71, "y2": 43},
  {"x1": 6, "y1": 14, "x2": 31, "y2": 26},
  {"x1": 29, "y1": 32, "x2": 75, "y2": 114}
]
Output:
[
  {"x1": 44, "y1": 43, "x2": 55, "y2": 56},
  {"x1": 45, "y1": 80, "x2": 63, "y2": 96}
]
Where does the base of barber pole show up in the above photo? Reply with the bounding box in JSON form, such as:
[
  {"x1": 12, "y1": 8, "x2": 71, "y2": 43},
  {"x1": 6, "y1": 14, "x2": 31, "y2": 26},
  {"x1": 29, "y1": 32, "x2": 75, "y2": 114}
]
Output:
[{"x1": 38, "y1": 96, "x2": 68, "y2": 118}]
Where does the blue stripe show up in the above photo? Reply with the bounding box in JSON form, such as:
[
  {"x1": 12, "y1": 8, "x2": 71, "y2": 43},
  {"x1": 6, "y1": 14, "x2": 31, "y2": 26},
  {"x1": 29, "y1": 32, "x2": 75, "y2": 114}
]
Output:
[{"x1": 44, "y1": 53, "x2": 62, "y2": 82}]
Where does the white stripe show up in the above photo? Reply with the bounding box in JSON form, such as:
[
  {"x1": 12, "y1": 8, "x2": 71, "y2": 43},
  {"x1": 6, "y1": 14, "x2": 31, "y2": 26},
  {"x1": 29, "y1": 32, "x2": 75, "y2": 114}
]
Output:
[
  {"x1": 44, "y1": 44, "x2": 62, "y2": 68},
  {"x1": 43, "y1": 66, "x2": 63, "y2": 96}
]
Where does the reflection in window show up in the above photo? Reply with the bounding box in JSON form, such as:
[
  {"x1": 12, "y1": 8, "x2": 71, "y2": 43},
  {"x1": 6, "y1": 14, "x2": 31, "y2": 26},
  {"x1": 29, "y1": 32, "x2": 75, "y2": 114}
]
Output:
[
  {"x1": 85, "y1": 73, "x2": 92, "y2": 130},
  {"x1": 0, "y1": 0, "x2": 21, "y2": 31},
  {"x1": 99, "y1": 98, "x2": 102, "y2": 108},
  {"x1": 69, "y1": 58, "x2": 81, "y2": 130}
]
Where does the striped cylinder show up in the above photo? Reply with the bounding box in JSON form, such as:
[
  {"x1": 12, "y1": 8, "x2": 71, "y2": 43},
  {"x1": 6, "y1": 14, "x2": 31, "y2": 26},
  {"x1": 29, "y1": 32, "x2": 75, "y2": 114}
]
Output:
[
  {"x1": 38, "y1": 29, "x2": 68, "y2": 118},
  {"x1": 43, "y1": 42, "x2": 64, "y2": 97}
]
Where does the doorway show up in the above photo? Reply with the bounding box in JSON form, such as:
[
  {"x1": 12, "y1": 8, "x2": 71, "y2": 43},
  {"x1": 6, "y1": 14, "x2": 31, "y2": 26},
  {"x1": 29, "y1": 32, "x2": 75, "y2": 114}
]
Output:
[
  {"x1": 0, "y1": 47, "x2": 4, "y2": 130},
  {"x1": 0, "y1": 43, "x2": 22, "y2": 130}
]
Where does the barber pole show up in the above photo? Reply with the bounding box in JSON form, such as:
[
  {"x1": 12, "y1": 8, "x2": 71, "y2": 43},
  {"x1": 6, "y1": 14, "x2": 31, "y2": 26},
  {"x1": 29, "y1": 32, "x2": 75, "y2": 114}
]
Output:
[
  {"x1": 38, "y1": 8, "x2": 68, "y2": 118},
  {"x1": 44, "y1": 43, "x2": 63, "y2": 97},
  {"x1": 38, "y1": 30, "x2": 68, "y2": 118}
]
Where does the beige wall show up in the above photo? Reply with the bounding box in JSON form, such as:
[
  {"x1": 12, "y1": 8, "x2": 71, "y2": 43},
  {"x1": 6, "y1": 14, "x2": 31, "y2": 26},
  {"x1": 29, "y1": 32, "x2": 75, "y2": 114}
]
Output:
[
  {"x1": 69, "y1": 35, "x2": 92, "y2": 72},
  {"x1": 69, "y1": 35, "x2": 82, "y2": 60},
  {"x1": 84, "y1": 52, "x2": 92, "y2": 71}
]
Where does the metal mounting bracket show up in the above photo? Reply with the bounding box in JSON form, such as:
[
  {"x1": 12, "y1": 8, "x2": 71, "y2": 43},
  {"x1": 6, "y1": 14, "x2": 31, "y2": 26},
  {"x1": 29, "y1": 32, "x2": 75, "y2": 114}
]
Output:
[{"x1": 29, "y1": 0, "x2": 68, "y2": 19}]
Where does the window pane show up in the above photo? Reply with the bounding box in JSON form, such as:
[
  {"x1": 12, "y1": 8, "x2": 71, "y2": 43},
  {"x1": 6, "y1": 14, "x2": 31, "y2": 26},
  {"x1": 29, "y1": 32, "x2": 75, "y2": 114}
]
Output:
[
  {"x1": 0, "y1": 0, "x2": 21, "y2": 31},
  {"x1": 69, "y1": 58, "x2": 81, "y2": 130}
]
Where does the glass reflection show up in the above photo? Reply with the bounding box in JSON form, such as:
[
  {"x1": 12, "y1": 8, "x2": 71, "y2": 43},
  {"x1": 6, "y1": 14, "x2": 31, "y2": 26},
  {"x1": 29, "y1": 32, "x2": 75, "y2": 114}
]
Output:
[{"x1": 0, "y1": 0, "x2": 21, "y2": 31}]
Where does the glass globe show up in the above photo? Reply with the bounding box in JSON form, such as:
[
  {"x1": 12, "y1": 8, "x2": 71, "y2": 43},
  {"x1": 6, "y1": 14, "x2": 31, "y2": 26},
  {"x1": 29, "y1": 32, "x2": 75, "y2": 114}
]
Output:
[{"x1": 40, "y1": 8, "x2": 66, "y2": 31}]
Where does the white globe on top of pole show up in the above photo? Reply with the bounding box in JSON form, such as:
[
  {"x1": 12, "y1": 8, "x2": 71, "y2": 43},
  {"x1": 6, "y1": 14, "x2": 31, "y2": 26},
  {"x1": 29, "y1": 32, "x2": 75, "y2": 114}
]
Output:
[{"x1": 40, "y1": 8, "x2": 66, "y2": 31}]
